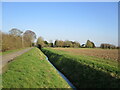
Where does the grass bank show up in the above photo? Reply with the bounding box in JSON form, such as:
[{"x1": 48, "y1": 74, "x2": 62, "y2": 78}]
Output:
[
  {"x1": 2, "y1": 48, "x2": 70, "y2": 88},
  {"x1": 42, "y1": 48, "x2": 120, "y2": 88}
]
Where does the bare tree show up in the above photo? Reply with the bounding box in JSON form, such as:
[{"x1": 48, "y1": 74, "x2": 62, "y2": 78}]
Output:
[
  {"x1": 9, "y1": 28, "x2": 23, "y2": 36},
  {"x1": 23, "y1": 30, "x2": 36, "y2": 46},
  {"x1": 23, "y1": 30, "x2": 36, "y2": 43}
]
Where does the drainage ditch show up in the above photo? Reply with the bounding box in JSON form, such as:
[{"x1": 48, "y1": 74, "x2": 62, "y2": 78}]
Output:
[{"x1": 45, "y1": 56, "x2": 76, "y2": 89}]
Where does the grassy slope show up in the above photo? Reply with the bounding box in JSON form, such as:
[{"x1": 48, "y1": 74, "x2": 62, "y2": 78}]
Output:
[
  {"x1": 42, "y1": 48, "x2": 120, "y2": 88},
  {"x1": 2, "y1": 48, "x2": 70, "y2": 88}
]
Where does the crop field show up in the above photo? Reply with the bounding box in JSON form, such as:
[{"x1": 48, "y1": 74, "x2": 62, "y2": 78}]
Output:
[
  {"x1": 53, "y1": 48, "x2": 118, "y2": 61},
  {"x1": 42, "y1": 48, "x2": 120, "y2": 88},
  {"x1": 2, "y1": 48, "x2": 70, "y2": 88}
]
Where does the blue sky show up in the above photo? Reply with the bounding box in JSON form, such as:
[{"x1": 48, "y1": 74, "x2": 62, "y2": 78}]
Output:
[{"x1": 2, "y1": 2, "x2": 118, "y2": 46}]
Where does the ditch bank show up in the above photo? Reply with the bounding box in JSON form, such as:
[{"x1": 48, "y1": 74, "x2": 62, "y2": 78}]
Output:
[
  {"x1": 42, "y1": 48, "x2": 120, "y2": 88},
  {"x1": 2, "y1": 48, "x2": 71, "y2": 88},
  {"x1": 45, "y1": 56, "x2": 76, "y2": 89}
]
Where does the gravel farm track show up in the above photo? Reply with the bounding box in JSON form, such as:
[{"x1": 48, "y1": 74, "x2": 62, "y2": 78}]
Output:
[{"x1": 0, "y1": 47, "x2": 33, "y2": 74}]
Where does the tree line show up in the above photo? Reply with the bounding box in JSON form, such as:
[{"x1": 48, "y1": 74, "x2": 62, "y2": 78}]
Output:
[
  {"x1": 1, "y1": 28, "x2": 36, "y2": 51},
  {"x1": 100, "y1": 43, "x2": 117, "y2": 49},
  {"x1": 37, "y1": 37, "x2": 118, "y2": 49},
  {"x1": 0, "y1": 28, "x2": 118, "y2": 52}
]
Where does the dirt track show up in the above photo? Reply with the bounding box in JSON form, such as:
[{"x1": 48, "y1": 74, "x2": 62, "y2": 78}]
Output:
[{"x1": 0, "y1": 47, "x2": 33, "y2": 74}]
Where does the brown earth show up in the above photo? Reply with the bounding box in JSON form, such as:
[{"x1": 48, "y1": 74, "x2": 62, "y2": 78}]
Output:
[{"x1": 53, "y1": 48, "x2": 118, "y2": 61}]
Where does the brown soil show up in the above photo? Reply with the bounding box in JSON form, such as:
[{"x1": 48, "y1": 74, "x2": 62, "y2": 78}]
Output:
[{"x1": 53, "y1": 48, "x2": 118, "y2": 61}]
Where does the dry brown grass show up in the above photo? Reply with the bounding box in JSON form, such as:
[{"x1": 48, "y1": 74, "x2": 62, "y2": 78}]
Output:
[{"x1": 53, "y1": 48, "x2": 118, "y2": 61}]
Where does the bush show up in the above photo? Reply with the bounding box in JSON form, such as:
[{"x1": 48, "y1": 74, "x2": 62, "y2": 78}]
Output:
[
  {"x1": 85, "y1": 40, "x2": 95, "y2": 48},
  {"x1": 54, "y1": 40, "x2": 80, "y2": 48}
]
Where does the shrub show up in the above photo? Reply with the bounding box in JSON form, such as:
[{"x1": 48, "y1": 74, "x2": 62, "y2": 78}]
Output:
[
  {"x1": 2, "y1": 32, "x2": 32, "y2": 51},
  {"x1": 85, "y1": 40, "x2": 95, "y2": 48}
]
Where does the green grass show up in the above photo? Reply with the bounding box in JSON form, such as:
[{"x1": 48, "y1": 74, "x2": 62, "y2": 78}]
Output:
[
  {"x1": 0, "y1": 47, "x2": 30, "y2": 56},
  {"x1": 42, "y1": 48, "x2": 120, "y2": 88},
  {"x1": 43, "y1": 48, "x2": 118, "y2": 73},
  {"x1": 2, "y1": 48, "x2": 70, "y2": 88}
]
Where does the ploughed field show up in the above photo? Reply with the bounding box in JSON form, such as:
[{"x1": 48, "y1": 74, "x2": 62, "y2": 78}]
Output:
[
  {"x1": 53, "y1": 48, "x2": 118, "y2": 61},
  {"x1": 42, "y1": 48, "x2": 120, "y2": 88}
]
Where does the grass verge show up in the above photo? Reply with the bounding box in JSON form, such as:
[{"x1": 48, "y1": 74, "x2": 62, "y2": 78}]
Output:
[
  {"x1": 42, "y1": 48, "x2": 120, "y2": 88},
  {"x1": 2, "y1": 47, "x2": 70, "y2": 88},
  {"x1": 0, "y1": 47, "x2": 30, "y2": 56}
]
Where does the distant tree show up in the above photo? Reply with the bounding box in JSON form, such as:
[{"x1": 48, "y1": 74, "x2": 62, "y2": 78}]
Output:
[
  {"x1": 44, "y1": 41, "x2": 48, "y2": 45},
  {"x1": 44, "y1": 41, "x2": 49, "y2": 47},
  {"x1": 49, "y1": 43, "x2": 54, "y2": 47},
  {"x1": 48, "y1": 40, "x2": 54, "y2": 47},
  {"x1": 23, "y1": 30, "x2": 36, "y2": 43},
  {"x1": 72, "y1": 41, "x2": 80, "y2": 48},
  {"x1": 37, "y1": 37, "x2": 45, "y2": 48},
  {"x1": 23, "y1": 30, "x2": 36, "y2": 46},
  {"x1": 54, "y1": 40, "x2": 59, "y2": 47},
  {"x1": 100, "y1": 43, "x2": 116, "y2": 49},
  {"x1": 85, "y1": 40, "x2": 95, "y2": 48},
  {"x1": 58, "y1": 40, "x2": 64, "y2": 47},
  {"x1": 63, "y1": 40, "x2": 71, "y2": 48},
  {"x1": 54, "y1": 40, "x2": 66, "y2": 47},
  {"x1": 9, "y1": 28, "x2": 23, "y2": 36},
  {"x1": 54, "y1": 40, "x2": 80, "y2": 48}
]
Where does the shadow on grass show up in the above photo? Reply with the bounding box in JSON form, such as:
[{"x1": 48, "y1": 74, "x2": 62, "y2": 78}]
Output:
[{"x1": 42, "y1": 49, "x2": 120, "y2": 88}]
